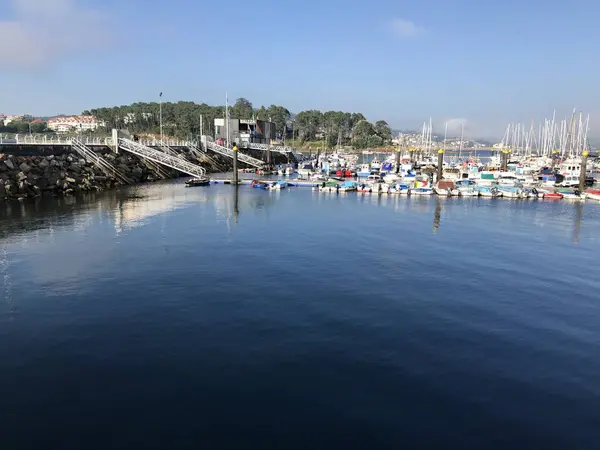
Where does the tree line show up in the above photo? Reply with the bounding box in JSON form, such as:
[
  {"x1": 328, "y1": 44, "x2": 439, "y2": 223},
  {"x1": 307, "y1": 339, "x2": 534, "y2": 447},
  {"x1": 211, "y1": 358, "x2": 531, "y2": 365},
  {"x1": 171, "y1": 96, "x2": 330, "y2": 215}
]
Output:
[
  {"x1": 81, "y1": 98, "x2": 393, "y2": 148},
  {"x1": 0, "y1": 120, "x2": 47, "y2": 134}
]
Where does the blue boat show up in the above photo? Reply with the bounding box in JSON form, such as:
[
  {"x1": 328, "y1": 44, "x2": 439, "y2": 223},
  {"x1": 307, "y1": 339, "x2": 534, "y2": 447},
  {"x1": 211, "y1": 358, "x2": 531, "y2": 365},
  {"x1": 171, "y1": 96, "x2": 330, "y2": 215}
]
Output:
[
  {"x1": 251, "y1": 180, "x2": 268, "y2": 189},
  {"x1": 339, "y1": 181, "x2": 358, "y2": 192}
]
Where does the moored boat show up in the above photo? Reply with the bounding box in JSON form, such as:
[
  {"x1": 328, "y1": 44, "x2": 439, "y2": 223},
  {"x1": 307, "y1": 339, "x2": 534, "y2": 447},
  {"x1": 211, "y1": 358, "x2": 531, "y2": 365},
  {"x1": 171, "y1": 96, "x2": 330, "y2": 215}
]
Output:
[
  {"x1": 185, "y1": 177, "x2": 210, "y2": 187},
  {"x1": 411, "y1": 187, "x2": 433, "y2": 196},
  {"x1": 250, "y1": 180, "x2": 268, "y2": 189},
  {"x1": 338, "y1": 181, "x2": 358, "y2": 192}
]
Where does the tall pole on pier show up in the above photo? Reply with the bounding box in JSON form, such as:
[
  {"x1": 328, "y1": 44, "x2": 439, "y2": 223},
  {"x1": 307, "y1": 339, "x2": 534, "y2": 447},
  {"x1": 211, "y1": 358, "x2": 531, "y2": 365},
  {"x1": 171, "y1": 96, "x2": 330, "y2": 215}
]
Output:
[
  {"x1": 436, "y1": 148, "x2": 444, "y2": 184},
  {"x1": 579, "y1": 150, "x2": 589, "y2": 192},
  {"x1": 232, "y1": 142, "x2": 239, "y2": 184},
  {"x1": 199, "y1": 114, "x2": 203, "y2": 151},
  {"x1": 159, "y1": 92, "x2": 163, "y2": 144},
  {"x1": 225, "y1": 92, "x2": 230, "y2": 148}
]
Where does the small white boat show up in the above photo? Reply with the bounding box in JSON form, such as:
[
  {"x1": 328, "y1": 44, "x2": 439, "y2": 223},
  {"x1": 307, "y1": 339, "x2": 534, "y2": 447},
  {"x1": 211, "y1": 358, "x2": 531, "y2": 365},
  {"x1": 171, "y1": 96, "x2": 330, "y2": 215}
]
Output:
[
  {"x1": 476, "y1": 186, "x2": 502, "y2": 198},
  {"x1": 561, "y1": 191, "x2": 587, "y2": 200},
  {"x1": 458, "y1": 186, "x2": 479, "y2": 197},
  {"x1": 357, "y1": 164, "x2": 371, "y2": 177},
  {"x1": 411, "y1": 187, "x2": 434, "y2": 196},
  {"x1": 383, "y1": 173, "x2": 400, "y2": 183},
  {"x1": 390, "y1": 183, "x2": 410, "y2": 194}
]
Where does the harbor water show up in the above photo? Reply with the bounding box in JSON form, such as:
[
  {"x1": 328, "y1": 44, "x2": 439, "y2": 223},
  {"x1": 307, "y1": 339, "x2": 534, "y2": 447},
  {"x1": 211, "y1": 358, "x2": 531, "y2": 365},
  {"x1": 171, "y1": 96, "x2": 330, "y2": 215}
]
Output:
[{"x1": 1, "y1": 180, "x2": 600, "y2": 449}]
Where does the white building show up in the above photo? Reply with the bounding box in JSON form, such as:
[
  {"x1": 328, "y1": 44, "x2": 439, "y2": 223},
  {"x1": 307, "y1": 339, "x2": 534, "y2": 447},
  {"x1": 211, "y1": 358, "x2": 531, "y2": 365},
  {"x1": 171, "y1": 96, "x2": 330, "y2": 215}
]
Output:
[
  {"x1": 48, "y1": 115, "x2": 100, "y2": 133},
  {"x1": 3, "y1": 114, "x2": 25, "y2": 125}
]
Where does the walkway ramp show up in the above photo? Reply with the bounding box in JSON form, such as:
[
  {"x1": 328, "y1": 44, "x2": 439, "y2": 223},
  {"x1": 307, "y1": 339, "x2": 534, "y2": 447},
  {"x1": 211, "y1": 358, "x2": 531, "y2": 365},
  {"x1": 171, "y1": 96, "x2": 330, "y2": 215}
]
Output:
[
  {"x1": 247, "y1": 142, "x2": 299, "y2": 160},
  {"x1": 188, "y1": 142, "x2": 228, "y2": 172},
  {"x1": 71, "y1": 138, "x2": 131, "y2": 184},
  {"x1": 206, "y1": 140, "x2": 265, "y2": 168},
  {"x1": 118, "y1": 138, "x2": 206, "y2": 178}
]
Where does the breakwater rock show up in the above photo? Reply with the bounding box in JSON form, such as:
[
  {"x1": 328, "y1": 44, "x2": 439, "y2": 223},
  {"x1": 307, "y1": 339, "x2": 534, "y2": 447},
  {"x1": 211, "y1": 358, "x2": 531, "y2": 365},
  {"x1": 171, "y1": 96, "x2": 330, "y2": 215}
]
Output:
[{"x1": 0, "y1": 151, "x2": 229, "y2": 201}]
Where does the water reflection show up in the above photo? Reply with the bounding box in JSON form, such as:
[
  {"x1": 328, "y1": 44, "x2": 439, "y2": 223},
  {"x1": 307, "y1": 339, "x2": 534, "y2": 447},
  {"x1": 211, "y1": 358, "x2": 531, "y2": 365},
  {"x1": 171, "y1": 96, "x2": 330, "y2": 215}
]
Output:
[
  {"x1": 233, "y1": 185, "x2": 239, "y2": 223},
  {"x1": 1, "y1": 182, "x2": 598, "y2": 246},
  {"x1": 433, "y1": 197, "x2": 442, "y2": 233},
  {"x1": 573, "y1": 202, "x2": 583, "y2": 245}
]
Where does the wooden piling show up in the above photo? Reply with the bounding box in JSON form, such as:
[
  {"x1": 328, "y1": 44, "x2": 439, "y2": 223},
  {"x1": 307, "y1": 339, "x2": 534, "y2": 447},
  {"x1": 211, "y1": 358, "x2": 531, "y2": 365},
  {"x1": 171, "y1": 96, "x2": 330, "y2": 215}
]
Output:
[
  {"x1": 579, "y1": 150, "x2": 588, "y2": 192},
  {"x1": 233, "y1": 142, "x2": 239, "y2": 184},
  {"x1": 436, "y1": 148, "x2": 443, "y2": 183}
]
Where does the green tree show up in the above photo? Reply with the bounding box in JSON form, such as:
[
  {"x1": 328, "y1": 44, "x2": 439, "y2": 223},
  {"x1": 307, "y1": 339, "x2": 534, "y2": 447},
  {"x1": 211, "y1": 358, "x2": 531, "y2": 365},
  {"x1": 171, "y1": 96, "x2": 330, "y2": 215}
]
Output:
[
  {"x1": 375, "y1": 120, "x2": 392, "y2": 142},
  {"x1": 230, "y1": 98, "x2": 253, "y2": 119},
  {"x1": 352, "y1": 120, "x2": 375, "y2": 139}
]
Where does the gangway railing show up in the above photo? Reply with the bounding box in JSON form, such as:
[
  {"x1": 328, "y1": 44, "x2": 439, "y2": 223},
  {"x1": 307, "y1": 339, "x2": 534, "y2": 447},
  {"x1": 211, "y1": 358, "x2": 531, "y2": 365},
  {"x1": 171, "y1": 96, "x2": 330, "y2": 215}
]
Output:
[
  {"x1": 118, "y1": 138, "x2": 206, "y2": 178},
  {"x1": 205, "y1": 140, "x2": 265, "y2": 168},
  {"x1": 246, "y1": 142, "x2": 299, "y2": 160},
  {"x1": 71, "y1": 138, "x2": 131, "y2": 184}
]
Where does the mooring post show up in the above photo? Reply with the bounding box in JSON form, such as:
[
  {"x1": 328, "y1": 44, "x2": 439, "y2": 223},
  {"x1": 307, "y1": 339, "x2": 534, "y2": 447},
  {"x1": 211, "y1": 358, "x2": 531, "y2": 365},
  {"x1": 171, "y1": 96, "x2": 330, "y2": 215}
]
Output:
[
  {"x1": 232, "y1": 142, "x2": 239, "y2": 184},
  {"x1": 501, "y1": 150, "x2": 508, "y2": 171},
  {"x1": 112, "y1": 129, "x2": 119, "y2": 154},
  {"x1": 579, "y1": 150, "x2": 589, "y2": 192},
  {"x1": 436, "y1": 148, "x2": 444, "y2": 183}
]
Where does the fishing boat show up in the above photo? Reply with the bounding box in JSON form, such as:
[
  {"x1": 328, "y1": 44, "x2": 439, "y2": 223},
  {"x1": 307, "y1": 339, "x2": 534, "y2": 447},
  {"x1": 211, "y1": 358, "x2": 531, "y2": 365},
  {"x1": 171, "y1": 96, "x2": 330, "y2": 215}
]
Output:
[
  {"x1": 185, "y1": 177, "x2": 210, "y2": 187},
  {"x1": 370, "y1": 158, "x2": 381, "y2": 171},
  {"x1": 335, "y1": 168, "x2": 354, "y2": 178},
  {"x1": 338, "y1": 181, "x2": 358, "y2": 192}
]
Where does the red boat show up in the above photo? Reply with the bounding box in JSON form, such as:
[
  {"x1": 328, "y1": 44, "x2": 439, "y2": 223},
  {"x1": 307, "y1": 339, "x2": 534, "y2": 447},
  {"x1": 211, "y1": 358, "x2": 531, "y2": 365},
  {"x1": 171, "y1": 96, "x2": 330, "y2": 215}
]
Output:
[
  {"x1": 543, "y1": 192, "x2": 563, "y2": 199},
  {"x1": 336, "y1": 169, "x2": 354, "y2": 177}
]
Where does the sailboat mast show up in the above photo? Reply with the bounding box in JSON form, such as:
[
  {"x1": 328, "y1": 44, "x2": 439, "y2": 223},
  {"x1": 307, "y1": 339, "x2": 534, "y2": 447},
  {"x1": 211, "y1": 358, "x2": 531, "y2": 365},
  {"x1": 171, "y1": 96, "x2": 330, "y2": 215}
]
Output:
[{"x1": 458, "y1": 122, "x2": 464, "y2": 160}]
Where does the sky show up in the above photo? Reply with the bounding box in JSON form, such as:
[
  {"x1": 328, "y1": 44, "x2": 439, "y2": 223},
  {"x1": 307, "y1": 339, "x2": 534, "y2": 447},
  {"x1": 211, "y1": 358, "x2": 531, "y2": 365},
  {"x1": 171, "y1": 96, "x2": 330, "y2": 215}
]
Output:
[{"x1": 0, "y1": 0, "x2": 599, "y2": 140}]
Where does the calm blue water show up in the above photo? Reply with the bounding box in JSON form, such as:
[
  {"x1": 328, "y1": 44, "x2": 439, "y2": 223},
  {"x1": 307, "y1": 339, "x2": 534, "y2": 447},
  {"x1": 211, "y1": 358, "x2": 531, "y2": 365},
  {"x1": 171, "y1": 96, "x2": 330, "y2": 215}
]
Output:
[{"x1": 1, "y1": 181, "x2": 600, "y2": 449}]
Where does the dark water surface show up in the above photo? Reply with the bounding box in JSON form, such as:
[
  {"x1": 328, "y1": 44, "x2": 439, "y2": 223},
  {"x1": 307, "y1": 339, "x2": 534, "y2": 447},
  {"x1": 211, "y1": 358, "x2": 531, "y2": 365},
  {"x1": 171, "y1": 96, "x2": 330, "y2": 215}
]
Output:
[{"x1": 1, "y1": 181, "x2": 600, "y2": 449}]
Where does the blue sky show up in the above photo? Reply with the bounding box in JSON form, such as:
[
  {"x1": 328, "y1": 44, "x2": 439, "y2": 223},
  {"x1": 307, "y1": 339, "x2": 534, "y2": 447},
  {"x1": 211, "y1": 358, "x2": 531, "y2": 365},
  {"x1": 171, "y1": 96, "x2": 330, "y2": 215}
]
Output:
[{"x1": 0, "y1": 0, "x2": 598, "y2": 139}]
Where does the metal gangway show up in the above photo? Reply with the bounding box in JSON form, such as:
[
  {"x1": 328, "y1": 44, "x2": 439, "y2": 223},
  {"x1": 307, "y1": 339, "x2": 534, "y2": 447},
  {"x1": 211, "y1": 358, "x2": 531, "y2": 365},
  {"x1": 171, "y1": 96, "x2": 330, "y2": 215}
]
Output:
[
  {"x1": 118, "y1": 138, "x2": 207, "y2": 178},
  {"x1": 246, "y1": 142, "x2": 299, "y2": 160},
  {"x1": 71, "y1": 138, "x2": 131, "y2": 184},
  {"x1": 204, "y1": 138, "x2": 265, "y2": 168},
  {"x1": 188, "y1": 142, "x2": 228, "y2": 172}
]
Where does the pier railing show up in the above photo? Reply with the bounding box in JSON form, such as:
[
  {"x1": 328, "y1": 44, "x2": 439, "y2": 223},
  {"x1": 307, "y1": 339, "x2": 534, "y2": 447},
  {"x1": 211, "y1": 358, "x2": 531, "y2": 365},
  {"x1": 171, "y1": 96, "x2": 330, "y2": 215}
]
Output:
[
  {"x1": 71, "y1": 138, "x2": 131, "y2": 184},
  {"x1": 203, "y1": 137, "x2": 265, "y2": 168},
  {"x1": 118, "y1": 138, "x2": 206, "y2": 178},
  {"x1": 0, "y1": 134, "x2": 196, "y2": 148}
]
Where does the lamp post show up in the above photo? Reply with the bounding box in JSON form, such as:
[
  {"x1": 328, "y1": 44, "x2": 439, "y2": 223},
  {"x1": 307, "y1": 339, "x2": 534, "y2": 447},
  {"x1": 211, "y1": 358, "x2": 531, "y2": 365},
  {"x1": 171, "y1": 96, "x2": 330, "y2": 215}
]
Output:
[{"x1": 159, "y1": 92, "x2": 163, "y2": 144}]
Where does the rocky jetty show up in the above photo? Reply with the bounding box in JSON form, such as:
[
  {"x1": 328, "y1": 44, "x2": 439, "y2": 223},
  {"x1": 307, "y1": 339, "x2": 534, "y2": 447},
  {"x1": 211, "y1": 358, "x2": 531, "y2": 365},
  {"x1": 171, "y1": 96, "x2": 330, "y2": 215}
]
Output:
[{"x1": 0, "y1": 150, "x2": 229, "y2": 201}]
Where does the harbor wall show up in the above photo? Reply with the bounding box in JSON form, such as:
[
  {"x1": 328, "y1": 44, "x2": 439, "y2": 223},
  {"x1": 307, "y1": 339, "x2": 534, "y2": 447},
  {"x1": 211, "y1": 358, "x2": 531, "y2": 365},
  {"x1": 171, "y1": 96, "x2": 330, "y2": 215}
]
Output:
[
  {"x1": 0, "y1": 144, "x2": 291, "y2": 201},
  {"x1": 0, "y1": 150, "x2": 225, "y2": 201}
]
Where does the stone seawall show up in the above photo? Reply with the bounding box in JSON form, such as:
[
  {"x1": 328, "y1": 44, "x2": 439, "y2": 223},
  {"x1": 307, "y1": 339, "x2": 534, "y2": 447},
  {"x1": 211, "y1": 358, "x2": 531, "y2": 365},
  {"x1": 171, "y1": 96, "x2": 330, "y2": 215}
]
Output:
[{"x1": 0, "y1": 150, "x2": 232, "y2": 201}]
